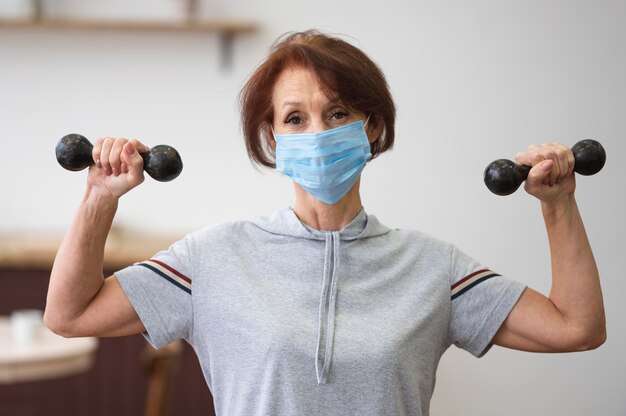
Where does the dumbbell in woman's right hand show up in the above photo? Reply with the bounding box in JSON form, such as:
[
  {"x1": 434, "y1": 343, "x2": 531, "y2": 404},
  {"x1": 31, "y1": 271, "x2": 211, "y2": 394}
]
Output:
[{"x1": 56, "y1": 134, "x2": 183, "y2": 183}]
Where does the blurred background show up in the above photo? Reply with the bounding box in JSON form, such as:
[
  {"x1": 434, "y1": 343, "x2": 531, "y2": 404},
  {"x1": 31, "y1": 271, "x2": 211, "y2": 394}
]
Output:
[{"x1": 0, "y1": 0, "x2": 624, "y2": 415}]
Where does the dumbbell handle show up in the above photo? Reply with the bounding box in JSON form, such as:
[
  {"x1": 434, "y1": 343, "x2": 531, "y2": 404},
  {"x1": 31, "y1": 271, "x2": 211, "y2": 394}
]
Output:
[
  {"x1": 55, "y1": 134, "x2": 183, "y2": 182},
  {"x1": 483, "y1": 139, "x2": 606, "y2": 196}
]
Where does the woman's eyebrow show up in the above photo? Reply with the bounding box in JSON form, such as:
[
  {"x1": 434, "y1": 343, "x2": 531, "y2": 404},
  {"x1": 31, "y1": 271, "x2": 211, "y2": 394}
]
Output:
[
  {"x1": 280, "y1": 101, "x2": 300, "y2": 110},
  {"x1": 326, "y1": 97, "x2": 348, "y2": 109}
]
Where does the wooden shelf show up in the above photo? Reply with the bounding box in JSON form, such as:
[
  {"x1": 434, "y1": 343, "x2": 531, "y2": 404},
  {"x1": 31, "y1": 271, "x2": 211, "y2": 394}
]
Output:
[
  {"x1": 0, "y1": 17, "x2": 257, "y2": 34},
  {"x1": 0, "y1": 17, "x2": 259, "y2": 67}
]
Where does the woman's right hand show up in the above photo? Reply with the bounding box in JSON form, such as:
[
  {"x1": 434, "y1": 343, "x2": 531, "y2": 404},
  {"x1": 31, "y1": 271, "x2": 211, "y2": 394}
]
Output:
[{"x1": 89, "y1": 137, "x2": 150, "y2": 199}]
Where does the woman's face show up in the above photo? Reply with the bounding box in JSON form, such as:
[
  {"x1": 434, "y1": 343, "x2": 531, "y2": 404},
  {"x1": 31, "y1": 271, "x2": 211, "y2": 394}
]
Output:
[{"x1": 271, "y1": 67, "x2": 372, "y2": 138}]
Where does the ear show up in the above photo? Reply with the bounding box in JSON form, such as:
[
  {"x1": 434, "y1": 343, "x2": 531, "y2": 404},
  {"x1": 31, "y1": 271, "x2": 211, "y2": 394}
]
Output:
[
  {"x1": 263, "y1": 123, "x2": 276, "y2": 150},
  {"x1": 366, "y1": 115, "x2": 384, "y2": 144}
]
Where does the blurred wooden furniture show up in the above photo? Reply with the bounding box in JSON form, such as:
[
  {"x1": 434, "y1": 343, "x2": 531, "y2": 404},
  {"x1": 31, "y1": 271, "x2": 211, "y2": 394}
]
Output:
[
  {"x1": 142, "y1": 340, "x2": 184, "y2": 416},
  {"x1": 0, "y1": 316, "x2": 98, "y2": 384},
  {"x1": 0, "y1": 227, "x2": 180, "y2": 271},
  {"x1": 0, "y1": 231, "x2": 214, "y2": 416}
]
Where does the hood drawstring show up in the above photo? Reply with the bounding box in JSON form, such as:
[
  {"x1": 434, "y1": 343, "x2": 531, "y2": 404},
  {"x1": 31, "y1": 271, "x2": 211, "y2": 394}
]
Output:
[
  {"x1": 315, "y1": 231, "x2": 341, "y2": 385},
  {"x1": 252, "y1": 207, "x2": 391, "y2": 384}
]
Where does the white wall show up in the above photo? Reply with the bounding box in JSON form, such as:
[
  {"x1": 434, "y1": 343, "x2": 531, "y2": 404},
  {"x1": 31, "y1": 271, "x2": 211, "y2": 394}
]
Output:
[{"x1": 1, "y1": 0, "x2": 625, "y2": 414}]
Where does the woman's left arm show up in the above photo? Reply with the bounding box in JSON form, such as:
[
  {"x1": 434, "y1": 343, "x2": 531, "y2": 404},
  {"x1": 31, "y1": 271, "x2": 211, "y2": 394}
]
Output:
[{"x1": 492, "y1": 143, "x2": 607, "y2": 352}]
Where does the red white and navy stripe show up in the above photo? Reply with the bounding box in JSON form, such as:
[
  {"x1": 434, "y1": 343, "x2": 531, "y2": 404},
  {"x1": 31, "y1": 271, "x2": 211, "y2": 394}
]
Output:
[
  {"x1": 136, "y1": 259, "x2": 192, "y2": 294},
  {"x1": 451, "y1": 269, "x2": 500, "y2": 300}
]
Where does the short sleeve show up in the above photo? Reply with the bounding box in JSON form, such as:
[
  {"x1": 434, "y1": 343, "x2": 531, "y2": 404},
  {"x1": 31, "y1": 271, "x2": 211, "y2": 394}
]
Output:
[
  {"x1": 448, "y1": 245, "x2": 525, "y2": 357},
  {"x1": 114, "y1": 237, "x2": 193, "y2": 349}
]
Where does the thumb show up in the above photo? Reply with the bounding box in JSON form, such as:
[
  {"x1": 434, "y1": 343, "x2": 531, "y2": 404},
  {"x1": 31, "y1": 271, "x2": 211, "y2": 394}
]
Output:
[
  {"x1": 121, "y1": 142, "x2": 145, "y2": 180},
  {"x1": 527, "y1": 159, "x2": 553, "y2": 185}
]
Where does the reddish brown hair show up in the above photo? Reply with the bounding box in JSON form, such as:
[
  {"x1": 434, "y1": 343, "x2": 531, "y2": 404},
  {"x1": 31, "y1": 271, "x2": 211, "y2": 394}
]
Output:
[{"x1": 239, "y1": 30, "x2": 396, "y2": 169}]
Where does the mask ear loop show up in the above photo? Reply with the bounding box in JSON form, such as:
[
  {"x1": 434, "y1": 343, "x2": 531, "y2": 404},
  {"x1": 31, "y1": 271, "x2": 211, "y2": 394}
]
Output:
[{"x1": 364, "y1": 113, "x2": 372, "y2": 129}]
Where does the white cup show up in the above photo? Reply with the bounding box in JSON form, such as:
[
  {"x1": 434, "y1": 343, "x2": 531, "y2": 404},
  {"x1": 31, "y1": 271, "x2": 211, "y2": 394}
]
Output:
[{"x1": 10, "y1": 309, "x2": 44, "y2": 346}]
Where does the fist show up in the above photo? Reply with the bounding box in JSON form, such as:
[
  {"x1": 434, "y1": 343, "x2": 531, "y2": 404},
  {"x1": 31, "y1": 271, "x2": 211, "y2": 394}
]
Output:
[
  {"x1": 515, "y1": 142, "x2": 576, "y2": 203},
  {"x1": 89, "y1": 137, "x2": 150, "y2": 199}
]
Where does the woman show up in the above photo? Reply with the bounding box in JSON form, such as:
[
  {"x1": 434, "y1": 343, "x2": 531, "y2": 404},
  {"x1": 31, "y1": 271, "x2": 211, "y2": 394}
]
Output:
[{"x1": 45, "y1": 31, "x2": 606, "y2": 415}]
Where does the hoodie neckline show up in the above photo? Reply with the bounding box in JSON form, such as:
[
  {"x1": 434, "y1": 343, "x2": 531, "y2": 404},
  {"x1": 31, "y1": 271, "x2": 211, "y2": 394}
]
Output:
[
  {"x1": 298, "y1": 207, "x2": 368, "y2": 240},
  {"x1": 252, "y1": 207, "x2": 390, "y2": 241}
]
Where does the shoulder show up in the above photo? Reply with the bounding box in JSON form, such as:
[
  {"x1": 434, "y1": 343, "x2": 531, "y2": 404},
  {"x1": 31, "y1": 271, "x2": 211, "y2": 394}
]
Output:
[
  {"x1": 383, "y1": 226, "x2": 456, "y2": 255},
  {"x1": 361, "y1": 221, "x2": 458, "y2": 276},
  {"x1": 391, "y1": 229, "x2": 485, "y2": 283},
  {"x1": 184, "y1": 218, "x2": 263, "y2": 246}
]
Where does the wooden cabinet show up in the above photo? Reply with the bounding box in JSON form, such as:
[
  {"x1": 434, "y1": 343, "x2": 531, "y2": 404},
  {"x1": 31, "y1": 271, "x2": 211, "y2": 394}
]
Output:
[{"x1": 0, "y1": 234, "x2": 215, "y2": 416}]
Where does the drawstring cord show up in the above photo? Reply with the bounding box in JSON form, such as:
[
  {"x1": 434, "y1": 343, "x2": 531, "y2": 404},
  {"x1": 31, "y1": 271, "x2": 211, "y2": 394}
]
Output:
[{"x1": 315, "y1": 231, "x2": 341, "y2": 384}]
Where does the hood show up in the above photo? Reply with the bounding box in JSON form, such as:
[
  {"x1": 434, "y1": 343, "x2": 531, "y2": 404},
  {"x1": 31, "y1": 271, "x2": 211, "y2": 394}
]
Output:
[{"x1": 252, "y1": 207, "x2": 391, "y2": 385}]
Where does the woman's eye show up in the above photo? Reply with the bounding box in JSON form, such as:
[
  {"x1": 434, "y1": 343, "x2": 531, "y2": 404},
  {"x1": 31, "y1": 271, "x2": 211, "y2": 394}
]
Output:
[
  {"x1": 330, "y1": 111, "x2": 348, "y2": 120},
  {"x1": 286, "y1": 115, "x2": 302, "y2": 125}
]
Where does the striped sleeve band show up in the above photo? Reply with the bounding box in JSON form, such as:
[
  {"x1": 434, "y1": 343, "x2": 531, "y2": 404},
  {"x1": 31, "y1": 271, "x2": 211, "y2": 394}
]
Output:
[
  {"x1": 451, "y1": 269, "x2": 500, "y2": 300},
  {"x1": 136, "y1": 259, "x2": 192, "y2": 294}
]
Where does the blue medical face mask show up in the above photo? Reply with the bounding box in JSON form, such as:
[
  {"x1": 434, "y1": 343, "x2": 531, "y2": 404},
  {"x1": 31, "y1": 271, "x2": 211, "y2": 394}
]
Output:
[{"x1": 273, "y1": 118, "x2": 372, "y2": 204}]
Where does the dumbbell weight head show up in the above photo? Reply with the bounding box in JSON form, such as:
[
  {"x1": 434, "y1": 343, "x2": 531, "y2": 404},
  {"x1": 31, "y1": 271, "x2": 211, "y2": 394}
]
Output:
[
  {"x1": 483, "y1": 159, "x2": 531, "y2": 196},
  {"x1": 571, "y1": 139, "x2": 606, "y2": 176},
  {"x1": 55, "y1": 134, "x2": 94, "y2": 172},
  {"x1": 140, "y1": 145, "x2": 183, "y2": 183}
]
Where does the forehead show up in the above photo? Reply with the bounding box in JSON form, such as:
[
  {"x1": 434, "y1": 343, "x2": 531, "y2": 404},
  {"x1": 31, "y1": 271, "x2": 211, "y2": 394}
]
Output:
[{"x1": 272, "y1": 67, "x2": 333, "y2": 105}]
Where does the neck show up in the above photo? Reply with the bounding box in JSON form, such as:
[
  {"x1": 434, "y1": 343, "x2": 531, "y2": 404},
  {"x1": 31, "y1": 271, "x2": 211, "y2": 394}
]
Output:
[{"x1": 292, "y1": 178, "x2": 363, "y2": 231}]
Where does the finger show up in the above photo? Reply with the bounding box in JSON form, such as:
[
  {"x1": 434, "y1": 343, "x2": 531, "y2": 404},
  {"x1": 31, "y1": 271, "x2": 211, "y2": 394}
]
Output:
[
  {"x1": 515, "y1": 145, "x2": 537, "y2": 166},
  {"x1": 128, "y1": 139, "x2": 150, "y2": 154},
  {"x1": 120, "y1": 141, "x2": 142, "y2": 170},
  {"x1": 515, "y1": 145, "x2": 543, "y2": 167},
  {"x1": 553, "y1": 143, "x2": 571, "y2": 182},
  {"x1": 99, "y1": 138, "x2": 115, "y2": 175},
  {"x1": 121, "y1": 139, "x2": 148, "y2": 174},
  {"x1": 542, "y1": 147, "x2": 560, "y2": 186},
  {"x1": 109, "y1": 139, "x2": 127, "y2": 176},
  {"x1": 556, "y1": 142, "x2": 575, "y2": 176},
  {"x1": 525, "y1": 159, "x2": 554, "y2": 193},
  {"x1": 121, "y1": 142, "x2": 146, "y2": 183},
  {"x1": 534, "y1": 143, "x2": 561, "y2": 185},
  {"x1": 92, "y1": 138, "x2": 104, "y2": 169},
  {"x1": 544, "y1": 143, "x2": 570, "y2": 185}
]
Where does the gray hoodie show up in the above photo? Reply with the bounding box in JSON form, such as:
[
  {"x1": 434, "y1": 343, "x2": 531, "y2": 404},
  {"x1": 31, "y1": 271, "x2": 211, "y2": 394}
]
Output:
[{"x1": 115, "y1": 207, "x2": 525, "y2": 415}]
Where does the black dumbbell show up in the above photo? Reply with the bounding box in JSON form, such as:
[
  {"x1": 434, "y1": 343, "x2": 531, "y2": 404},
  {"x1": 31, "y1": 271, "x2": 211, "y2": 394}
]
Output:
[
  {"x1": 484, "y1": 139, "x2": 606, "y2": 196},
  {"x1": 56, "y1": 134, "x2": 183, "y2": 182}
]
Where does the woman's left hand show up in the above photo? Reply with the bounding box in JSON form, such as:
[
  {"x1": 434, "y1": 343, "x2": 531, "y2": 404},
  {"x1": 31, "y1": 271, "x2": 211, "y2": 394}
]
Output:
[
  {"x1": 515, "y1": 142, "x2": 576, "y2": 205},
  {"x1": 494, "y1": 142, "x2": 605, "y2": 353}
]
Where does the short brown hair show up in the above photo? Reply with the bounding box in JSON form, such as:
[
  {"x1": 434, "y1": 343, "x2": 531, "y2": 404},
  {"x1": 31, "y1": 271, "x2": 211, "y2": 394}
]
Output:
[{"x1": 239, "y1": 30, "x2": 396, "y2": 169}]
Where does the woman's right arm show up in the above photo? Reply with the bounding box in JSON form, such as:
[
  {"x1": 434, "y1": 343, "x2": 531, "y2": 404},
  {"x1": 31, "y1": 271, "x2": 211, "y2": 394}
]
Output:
[{"x1": 45, "y1": 138, "x2": 149, "y2": 338}]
